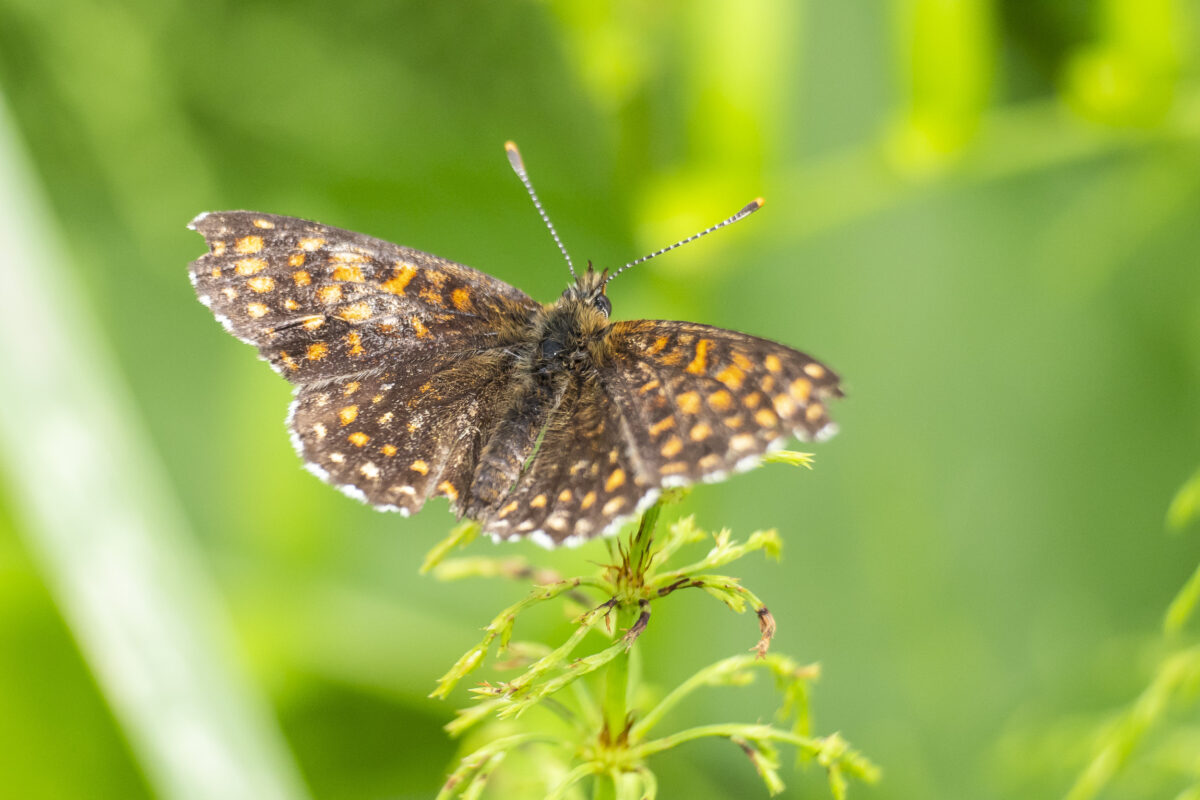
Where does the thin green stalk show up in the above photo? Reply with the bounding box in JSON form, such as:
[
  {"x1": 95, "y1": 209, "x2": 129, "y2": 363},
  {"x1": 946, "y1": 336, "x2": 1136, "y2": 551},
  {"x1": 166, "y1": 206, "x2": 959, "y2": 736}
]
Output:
[
  {"x1": 631, "y1": 654, "x2": 765, "y2": 741},
  {"x1": 602, "y1": 605, "x2": 637, "y2": 740}
]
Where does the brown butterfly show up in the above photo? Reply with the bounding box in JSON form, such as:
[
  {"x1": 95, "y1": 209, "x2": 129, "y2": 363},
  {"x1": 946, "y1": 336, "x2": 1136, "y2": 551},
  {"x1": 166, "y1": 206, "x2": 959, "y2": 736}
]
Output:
[{"x1": 188, "y1": 143, "x2": 841, "y2": 546}]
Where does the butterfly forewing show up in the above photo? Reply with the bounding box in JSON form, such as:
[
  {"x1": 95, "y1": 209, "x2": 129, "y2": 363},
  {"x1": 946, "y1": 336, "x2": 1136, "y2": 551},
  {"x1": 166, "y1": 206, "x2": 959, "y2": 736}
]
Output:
[{"x1": 188, "y1": 211, "x2": 538, "y2": 383}]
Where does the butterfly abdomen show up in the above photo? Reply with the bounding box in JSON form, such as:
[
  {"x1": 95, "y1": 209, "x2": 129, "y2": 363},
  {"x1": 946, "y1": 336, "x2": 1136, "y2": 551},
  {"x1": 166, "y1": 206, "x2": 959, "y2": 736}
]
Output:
[{"x1": 467, "y1": 375, "x2": 566, "y2": 517}]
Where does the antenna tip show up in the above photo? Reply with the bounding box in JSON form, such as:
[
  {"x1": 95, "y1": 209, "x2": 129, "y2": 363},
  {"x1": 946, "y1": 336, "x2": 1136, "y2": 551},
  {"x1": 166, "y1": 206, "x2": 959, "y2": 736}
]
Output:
[
  {"x1": 504, "y1": 141, "x2": 525, "y2": 173},
  {"x1": 737, "y1": 197, "x2": 765, "y2": 217}
]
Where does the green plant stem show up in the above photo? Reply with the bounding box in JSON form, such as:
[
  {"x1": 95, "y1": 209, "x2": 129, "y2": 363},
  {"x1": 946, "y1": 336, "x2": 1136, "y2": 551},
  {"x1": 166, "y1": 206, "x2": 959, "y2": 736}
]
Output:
[
  {"x1": 602, "y1": 606, "x2": 636, "y2": 739},
  {"x1": 595, "y1": 505, "x2": 662, "y2": 799}
]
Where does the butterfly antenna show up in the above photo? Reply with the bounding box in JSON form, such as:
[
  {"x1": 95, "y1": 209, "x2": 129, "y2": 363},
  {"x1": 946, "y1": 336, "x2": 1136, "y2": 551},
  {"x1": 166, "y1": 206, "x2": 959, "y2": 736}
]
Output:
[
  {"x1": 505, "y1": 141, "x2": 577, "y2": 280},
  {"x1": 605, "y1": 197, "x2": 765, "y2": 286}
]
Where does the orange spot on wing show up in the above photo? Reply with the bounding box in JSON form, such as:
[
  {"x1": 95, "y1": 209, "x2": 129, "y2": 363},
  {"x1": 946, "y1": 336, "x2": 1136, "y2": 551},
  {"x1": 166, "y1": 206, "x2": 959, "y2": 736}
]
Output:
[
  {"x1": 234, "y1": 257, "x2": 267, "y2": 276},
  {"x1": 411, "y1": 460, "x2": 429, "y2": 475},
  {"x1": 605, "y1": 469, "x2": 626, "y2": 492},
  {"x1": 754, "y1": 409, "x2": 779, "y2": 428},
  {"x1": 246, "y1": 302, "x2": 269, "y2": 318},
  {"x1": 676, "y1": 391, "x2": 701, "y2": 415},
  {"x1": 337, "y1": 302, "x2": 372, "y2": 321},
  {"x1": 765, "y1": 354, "x2": 783, "y2": 373},
  {"x1": 789, "y1": 378, "x2": 812, "y2": 403},
  {"x1": 252, "y1": 218, "x2": 275, "y2": 229},
  {"x1": 437, "y1": 481, "x2": 459, "y2": 501},
  {"x1": 348, "y1": 431, "x2": 369, "y2": 447},
  {"x1": 234, "y1": 235, "x2": 264, "y2": 254},
  {"x1": 716, "y1": 364, "x2": 745, "y2": 390},
  {"x1": 338, "y1": 405, "x2": 358, "y2": 425},
  {"x1": 707, "y1": 389, "x2": 733, "y2": 411},
  {"x1": 410, "y1": 316, "x2": 429, "y2": 338},
  {"x1": 451, "y1": 288, "x2": 471, "y2": 310},
  {"x1": 649, "y1": 416, "x2": 675, "y2": 436},
  {"x1": 298, "y1": 237, "x2": 325, "y2": 251},
  {"x1": 419, "y1": 286, "x2": 443, "y2": 306},
  {"x1": 685, "y1": 339, "x2": 711, "y2": 375},
  {"x1": 332, "y1": 265, "x2": 365, "y2": 282},
  {"x1": 381, "y1": 263, "x2": 418, "y2": 295},
  {"x1": 288, "y1": 253, "x2": 305, "y2": 267},
  {"x1": 380, "y1": 444, "x2": 397, "y2": 456},
  {"x1": 345, "y1": 331, "x2": 365, "y2": 356},
  {"x1": 246, "y1": 276, "x2": 275, "y2": 293},
  {"x1": 292, "y1": 270, "x2": 311, "y2": 286},
  {"x1": 306, "y1": 342, "x2": 329, "y2": 360},
  {"x1": 316, "y1": 285, "x2": 343, "y2": 304}
]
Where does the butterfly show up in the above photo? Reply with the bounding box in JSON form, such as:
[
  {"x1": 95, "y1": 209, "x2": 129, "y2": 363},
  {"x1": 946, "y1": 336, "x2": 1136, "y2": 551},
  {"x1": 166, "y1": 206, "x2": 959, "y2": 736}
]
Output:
[{"x1": 188, "y1": 143, "x2": 842, "y2": 547}]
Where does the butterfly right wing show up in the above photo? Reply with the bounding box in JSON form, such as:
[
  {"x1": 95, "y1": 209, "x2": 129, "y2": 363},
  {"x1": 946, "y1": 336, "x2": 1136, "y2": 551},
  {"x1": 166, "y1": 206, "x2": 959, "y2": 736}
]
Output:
[
  {"x1": 600, "y1": 320, "x2": 843, "y2": 488},
  {"x1": 188, "y1": 211, "x2": 538, "y2": 384}
]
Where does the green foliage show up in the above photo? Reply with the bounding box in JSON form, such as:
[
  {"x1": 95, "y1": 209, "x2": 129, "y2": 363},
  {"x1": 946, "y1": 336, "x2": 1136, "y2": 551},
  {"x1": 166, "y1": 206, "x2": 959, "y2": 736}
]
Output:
[{"x1": 430, "y1": 493, "x2": 877, "y2": 799}]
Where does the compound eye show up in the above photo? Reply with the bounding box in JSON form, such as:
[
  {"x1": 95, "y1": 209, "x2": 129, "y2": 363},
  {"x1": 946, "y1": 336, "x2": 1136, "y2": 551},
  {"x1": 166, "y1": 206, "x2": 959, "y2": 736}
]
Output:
[{"x1": 593, "y1": 293, "x2": 612, "y2": 317}]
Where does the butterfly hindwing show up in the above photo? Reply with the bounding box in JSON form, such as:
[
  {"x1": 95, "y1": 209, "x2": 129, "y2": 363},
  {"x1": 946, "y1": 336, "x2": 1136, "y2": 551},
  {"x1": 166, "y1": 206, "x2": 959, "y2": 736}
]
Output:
[
  {"x1": 478, "y1": 376, "x2": 655, "y2": 546},
  {"x1": 289, "y1": 350, "x2": 520, "y2": 515}
]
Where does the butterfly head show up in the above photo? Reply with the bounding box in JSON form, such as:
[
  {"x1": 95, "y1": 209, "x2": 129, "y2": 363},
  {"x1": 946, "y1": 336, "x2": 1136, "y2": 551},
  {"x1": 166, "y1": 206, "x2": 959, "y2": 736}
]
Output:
[{"x1": 560, "y1": 263, "x2": 612, "y2": 318}]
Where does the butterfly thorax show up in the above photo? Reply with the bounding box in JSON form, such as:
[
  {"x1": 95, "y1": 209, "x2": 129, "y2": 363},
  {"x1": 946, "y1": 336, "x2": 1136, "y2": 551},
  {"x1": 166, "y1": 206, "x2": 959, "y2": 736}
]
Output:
[
  {"x1": 529, "y1": 267, "x2": 613, "y2": 377},
  {"x1": 466, "y1": 269, "x2": 613, "y2": 516}
]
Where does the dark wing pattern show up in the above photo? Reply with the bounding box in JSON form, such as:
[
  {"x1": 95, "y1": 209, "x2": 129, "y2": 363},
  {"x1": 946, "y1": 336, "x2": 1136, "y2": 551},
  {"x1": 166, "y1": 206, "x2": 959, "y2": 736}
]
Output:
[
  {"x1": 188, "y1": 211, "x2": 537, "y2": 383},
  {"x1": 478, "y1": 377, "x2": 655, "y2": 546},
  {"x1": 288, "y1": 350, "x2": 518, "y2": 516},
  {"x1": 601, "y1": 320, "x2": 842, "y2": 488}
]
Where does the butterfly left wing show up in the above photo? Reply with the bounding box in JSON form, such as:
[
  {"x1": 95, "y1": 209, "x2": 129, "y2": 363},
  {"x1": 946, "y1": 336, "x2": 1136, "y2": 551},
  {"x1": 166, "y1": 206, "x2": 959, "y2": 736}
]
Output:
[{"x1": 188, "y1": 211, "x2": 538, "y2": 384}]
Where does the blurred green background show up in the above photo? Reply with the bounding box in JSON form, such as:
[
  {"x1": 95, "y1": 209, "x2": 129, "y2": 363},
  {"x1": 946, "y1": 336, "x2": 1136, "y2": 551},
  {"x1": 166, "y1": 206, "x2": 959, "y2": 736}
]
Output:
[{"x1": 1, "y1": 1, "x2": 1198, "y2": 798}]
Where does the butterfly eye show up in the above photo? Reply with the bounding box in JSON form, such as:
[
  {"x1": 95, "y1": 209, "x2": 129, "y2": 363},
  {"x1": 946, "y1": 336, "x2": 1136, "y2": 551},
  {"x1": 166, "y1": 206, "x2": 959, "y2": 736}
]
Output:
[{"x1": 593, "y1": 293, "x2": 612, "y2": 317}]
